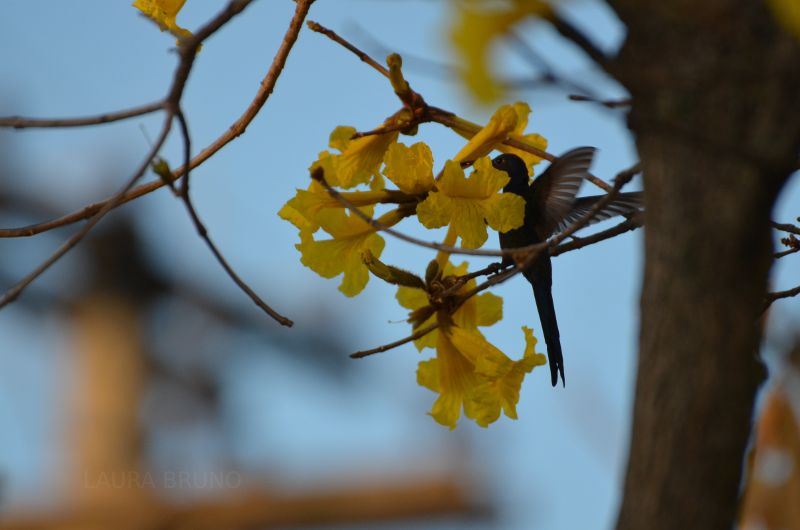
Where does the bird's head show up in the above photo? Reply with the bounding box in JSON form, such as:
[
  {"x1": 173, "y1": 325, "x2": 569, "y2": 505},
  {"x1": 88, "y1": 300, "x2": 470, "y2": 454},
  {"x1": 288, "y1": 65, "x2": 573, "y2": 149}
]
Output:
[{"x1": 492, "y1": 153, "x2": 529, "y2": 192}]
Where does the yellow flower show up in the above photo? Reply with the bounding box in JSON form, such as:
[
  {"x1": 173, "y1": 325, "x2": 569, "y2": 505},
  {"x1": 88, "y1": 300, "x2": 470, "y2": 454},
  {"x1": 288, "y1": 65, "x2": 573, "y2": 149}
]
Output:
[
  {"x1": 450, "y1": 102, "x2": 548, "y2": 173},
  {"x1": 417, "y1": 326, "x2": 545, "y2": 429},
  {"x1": 417, "y1": 332, "x2": 479, "y2": 429},
  {"x1": 382, "y1": 142, "x2": 435, "y2": 195},
  {"x1": 450, "y1": 0, "x2": 552, "y2": 103},
  {"x1": 317, "y1": 125, "x2": 400, "y2": 189},
  {"x1": 396, "y1": 261, "x2": 502, "y2": 351},
  {"x1": 133, "y1": 0, "x2": 192, "y2": 41},
  {"x1": 279, "y1": 180, "x2": 338, "y2": 233},
  {"x1": 416, "y1": 157, "x2": 525, "y2": 248},
  {"x1": 497, "y1": 102, "x2": 549, "y2": 171},
  {"x1": 279, "y1": 180, "x2": 393, "y2": 234},
  {"x1": 450, "y1": 326, "x2": 546, "y2": 427},
  {"x1": 452, "y1": 104, "x2": 519, "y2": 163},
  {"x1": 297, "y1": 207, "x2": 404, "y2": 296}
]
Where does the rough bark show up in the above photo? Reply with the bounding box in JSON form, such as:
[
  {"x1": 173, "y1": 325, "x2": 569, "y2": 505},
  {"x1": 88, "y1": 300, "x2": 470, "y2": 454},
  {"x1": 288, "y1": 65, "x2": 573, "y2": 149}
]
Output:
[{"x1": 605, "y1": 2, "x2": 800, "y2": 529}]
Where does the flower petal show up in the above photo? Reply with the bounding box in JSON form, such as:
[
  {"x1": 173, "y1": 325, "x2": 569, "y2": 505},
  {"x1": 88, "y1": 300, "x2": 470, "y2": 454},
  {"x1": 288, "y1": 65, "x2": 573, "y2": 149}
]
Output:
[{"x1": 383, "y1": 142, "x2": 434, "y2": 194}]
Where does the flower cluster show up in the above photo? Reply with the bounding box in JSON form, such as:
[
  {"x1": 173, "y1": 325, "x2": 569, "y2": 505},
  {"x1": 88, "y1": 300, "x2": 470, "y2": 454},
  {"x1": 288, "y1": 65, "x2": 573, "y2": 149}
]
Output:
[{"x1": 280, "y1": 100, "x2": 552, "y2": 428}]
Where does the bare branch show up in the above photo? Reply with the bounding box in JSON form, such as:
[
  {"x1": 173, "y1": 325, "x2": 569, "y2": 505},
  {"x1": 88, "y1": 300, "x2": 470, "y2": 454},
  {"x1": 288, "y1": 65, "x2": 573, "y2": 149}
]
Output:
[
  {"x1": 568, "y1": 94, "x2": 632, "y2": 109},
  {"x1": 552, "y1": 212, "x2": 643, "y2": 256},
  {"x1": 174, "y1": 110, "x2": 293, "y2": 326},
  {"x1": 351, "y1": 322, "x2": 439, "y2": 359},
  {"x1": 774, "y1": 246, "x2": 800, "y2": 259},
  {"x1": 350, "y1": 121, "x2": 411, "y2": 139},
  {"x1": 764, "y1": 284, "x2": 800, "y2": 311},
  {"x1": 307, "y1": 20, "x2": 390, "y2": 78},
  {"x1": 772, "y1": 221, "x2": 800, "y2": 235},
  {"x1": 0, "y1": 101, "x2": 164, "y2": 129}
]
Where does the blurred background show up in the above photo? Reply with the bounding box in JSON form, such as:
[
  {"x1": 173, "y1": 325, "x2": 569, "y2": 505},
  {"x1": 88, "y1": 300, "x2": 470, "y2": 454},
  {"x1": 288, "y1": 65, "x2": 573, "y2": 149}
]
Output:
[{"x1": 0, "y1": 1, "x2": 798, "y2": 529}]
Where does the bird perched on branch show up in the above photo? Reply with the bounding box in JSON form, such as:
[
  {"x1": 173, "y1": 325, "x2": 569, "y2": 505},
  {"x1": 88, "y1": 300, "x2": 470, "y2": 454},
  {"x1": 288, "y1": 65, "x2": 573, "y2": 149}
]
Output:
[{"x1": 492, "y1": 149, "x2": 642, "y2": 387}]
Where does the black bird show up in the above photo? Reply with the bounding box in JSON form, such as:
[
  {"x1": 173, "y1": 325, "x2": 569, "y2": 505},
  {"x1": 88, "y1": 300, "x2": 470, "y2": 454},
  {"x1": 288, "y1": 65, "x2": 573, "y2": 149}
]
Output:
[{"x1": 492, "y1": 149, "x2": 642, "y2": 387}]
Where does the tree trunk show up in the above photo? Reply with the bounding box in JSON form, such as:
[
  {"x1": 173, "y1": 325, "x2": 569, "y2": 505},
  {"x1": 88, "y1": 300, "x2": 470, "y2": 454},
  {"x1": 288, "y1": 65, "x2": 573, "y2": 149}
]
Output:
[{"x1": 606, "y1": 2, "x2": 800, "y2": 529}]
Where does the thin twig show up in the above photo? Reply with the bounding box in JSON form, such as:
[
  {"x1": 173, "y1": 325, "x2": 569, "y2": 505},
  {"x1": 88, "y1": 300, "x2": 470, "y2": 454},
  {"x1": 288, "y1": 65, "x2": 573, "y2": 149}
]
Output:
[
  {"x1": 175, "y1": 110, "x2": 292, "y2": 326},
  {"x1": 764, "y1": 284, "x2": 800, "y2": 311},
  {"x1": 351, "y1": 322, "x2": 439, "y2": 358},
  {"x1": 347, "y1": 21, "x2": 459, "y2": 80},
  {"x1": 307, "y1": 20, "x2": 390, "y2": 78},
  {"x1": 775, "y1": 247, "x2": 800, "y2": 259},
  {"x1": 0, "y1": 0, "x2": 313, "y2": 239},
  {"x1": 458, "y1": 263, "x2": 504, "y2": 283},
  {"x1": 350, "y1": 121, "x2": 410, "y2": 139},
  {"x1": 772, "y1": 221, "x2": 800, "y2": 236},
  {"x1": 568, "y1": 94, "x2": 632, "y2": 109},
  {"x1": 552, "y1": 212, "x2": 643, "y2": 256},
  {"x1": 0, "y1": 101, "x2": 164, "y2": 129},
  {"x1": 177, "y1": 109, "x2": 192, "y2": 199}
]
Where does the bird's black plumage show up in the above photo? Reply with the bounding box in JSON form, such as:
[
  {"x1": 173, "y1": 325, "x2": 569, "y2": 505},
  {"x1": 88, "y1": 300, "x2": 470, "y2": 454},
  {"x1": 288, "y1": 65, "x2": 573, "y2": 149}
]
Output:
[{"x1": 492, "y1": 149, "x2": 642, "y2": 387}]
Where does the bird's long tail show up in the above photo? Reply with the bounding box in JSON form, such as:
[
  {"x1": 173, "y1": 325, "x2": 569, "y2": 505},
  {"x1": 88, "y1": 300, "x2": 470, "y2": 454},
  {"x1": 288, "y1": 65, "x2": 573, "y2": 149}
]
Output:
[{"x1": 531, "y1": 279, "x2": 564, "y2": 387}]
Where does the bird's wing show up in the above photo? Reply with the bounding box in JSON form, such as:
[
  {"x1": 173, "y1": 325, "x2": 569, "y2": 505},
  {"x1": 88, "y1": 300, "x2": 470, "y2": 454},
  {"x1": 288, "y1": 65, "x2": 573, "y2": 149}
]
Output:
[
  {"x1": 553, "y1": 191, "x2": 643, "y2": 234},
  {"x1": 531, "y1": 147, "x2": 596, "y2": 236}
]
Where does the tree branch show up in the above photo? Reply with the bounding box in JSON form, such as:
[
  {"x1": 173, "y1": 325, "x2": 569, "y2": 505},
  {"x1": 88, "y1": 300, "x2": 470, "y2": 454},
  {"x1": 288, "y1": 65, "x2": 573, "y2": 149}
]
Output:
[
  {"x1": 764, "y1": 284, "x2": 800, "y2": 311},
  {"x1": 174, "y1": 110, "x2": 293, "y2": 326},
  {"x1": 772, "y1": 221, "x2": 800, "y2": 236},
  {"x1": 0, "y1": 101, "x2": 164, "y2": 129},
  {"x1": 350, "y1": 322, "x2": 439, "y2": 359}
]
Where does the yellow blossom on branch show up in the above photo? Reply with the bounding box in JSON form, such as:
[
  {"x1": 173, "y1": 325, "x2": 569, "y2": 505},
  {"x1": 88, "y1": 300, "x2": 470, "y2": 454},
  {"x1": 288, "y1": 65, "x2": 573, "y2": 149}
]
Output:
[
  {"x1": 297, "y1": 207, "x2": 404, "y2": 296},
  {"x1": 450, "y1": 326, "x2": 546, "y2": 426},
  {"x1": 416, "y1": 157, "x2": 525, "y2": 248},
  {"x1": 418, "y1": 325, "x2": 546, "y2": 429},
  {"x1": 396, "y1": 261, "x2": 502, "y2": 351},
  {"x1": 132, "y1": 0, "x2": 192, "y2": 41},
  {"x1": 450, "y1": 102, "x2": 549, "y2": 173},
  {"x1": 452, "y1": 104, "x2": 519, "y2": 163},
  {"x1": 316, "y1": 125, "x2": 400, "y2": 189},
  {"x1": 395, "y1": 260, "x2": 542, "y2": 428},
  {"x1": 279, "y1": 180, "x2": 395, "y2": 234},
  {"x1": 497, "y1": 102, "x2": 549, "y2": 171}
]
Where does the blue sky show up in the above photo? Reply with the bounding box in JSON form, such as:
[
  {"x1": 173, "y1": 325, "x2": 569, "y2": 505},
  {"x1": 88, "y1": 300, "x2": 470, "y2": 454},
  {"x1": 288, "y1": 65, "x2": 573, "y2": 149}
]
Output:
[{"x1": 0, "y1": 1, "x2": 798, "y2": 529}]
